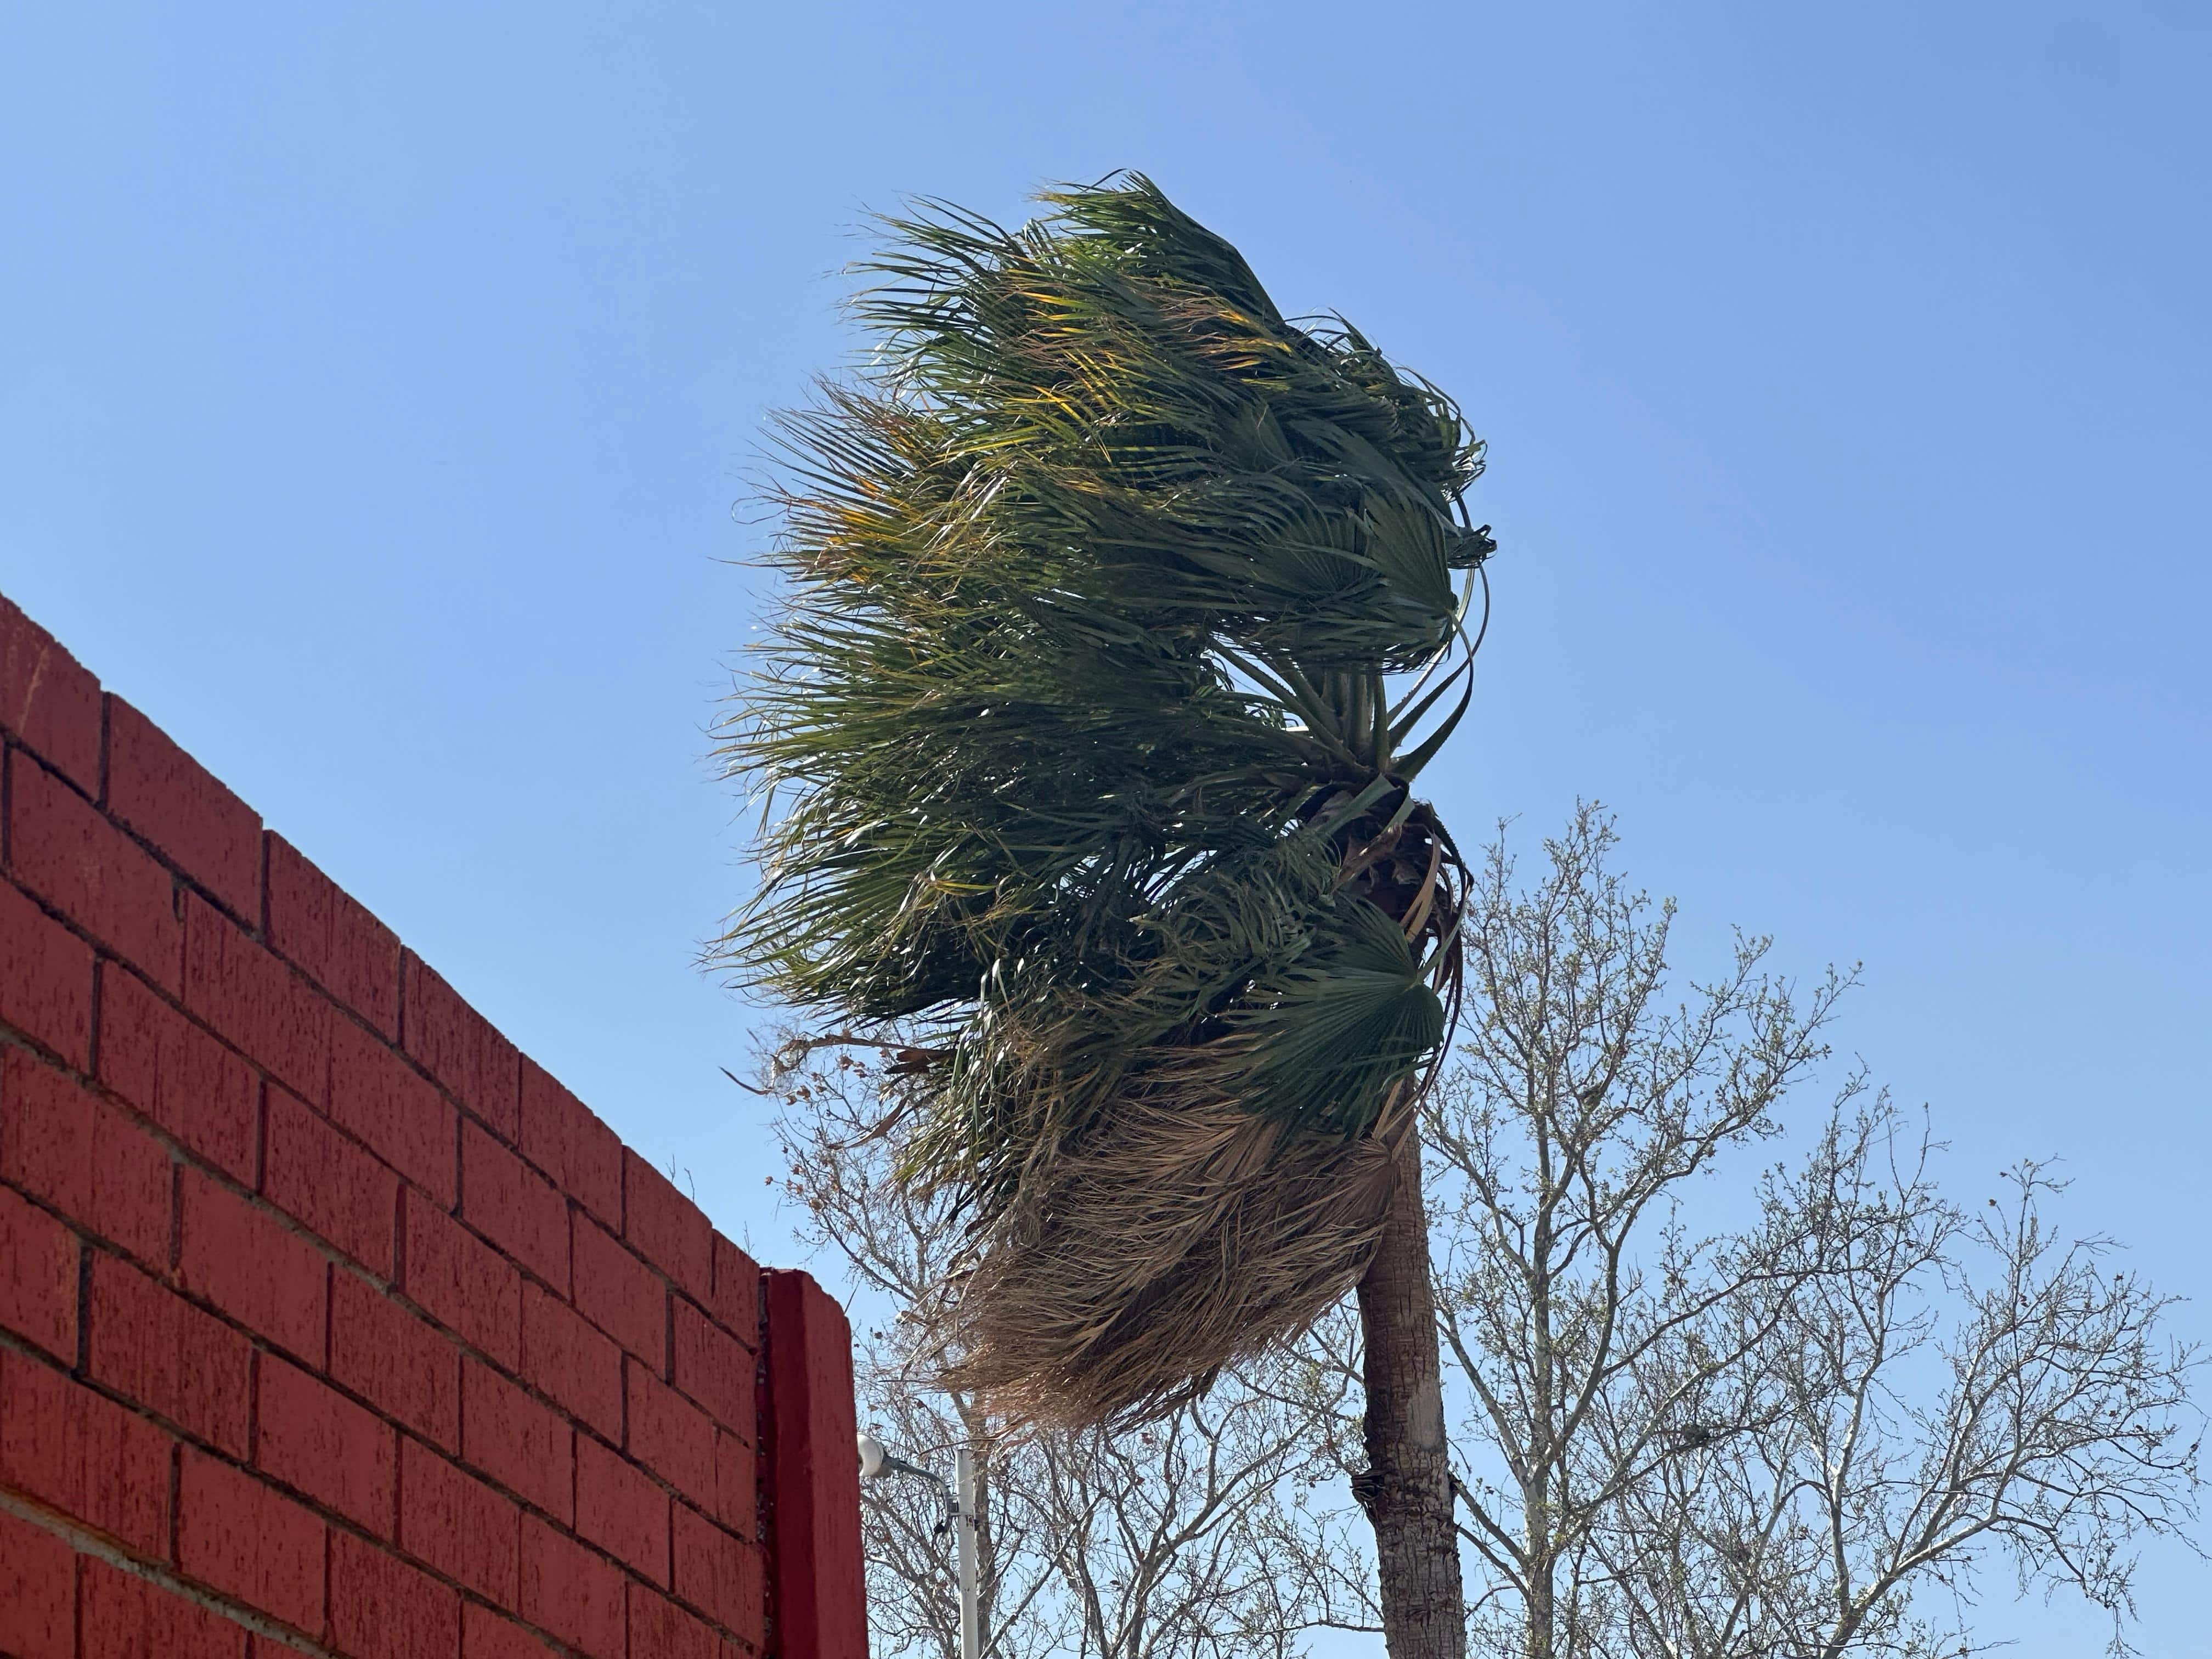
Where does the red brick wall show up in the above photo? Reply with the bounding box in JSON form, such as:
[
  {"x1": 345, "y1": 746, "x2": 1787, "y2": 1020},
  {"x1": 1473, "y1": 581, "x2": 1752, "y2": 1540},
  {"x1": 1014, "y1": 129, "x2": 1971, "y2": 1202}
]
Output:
[{"x1": 0, "y1": 594, "x2": 865, "y2": 1659}]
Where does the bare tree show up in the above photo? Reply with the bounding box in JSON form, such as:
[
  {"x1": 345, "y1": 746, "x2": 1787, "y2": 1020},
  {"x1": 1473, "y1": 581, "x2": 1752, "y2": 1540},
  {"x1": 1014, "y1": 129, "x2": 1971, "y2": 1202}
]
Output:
[
  {"x1": 1596, "y1": 1107, "x2": 2204, "y2": 1659},
  {"x1": 768, "y1": 1047, "x2": 1380, "y2": 1659},
  {"x1": 1423, "y1": 807, "x2": 2202, "y2": 1659},
  {"x1": 1424, "y1": 805, "x2": 1849, "y2": 1658}
]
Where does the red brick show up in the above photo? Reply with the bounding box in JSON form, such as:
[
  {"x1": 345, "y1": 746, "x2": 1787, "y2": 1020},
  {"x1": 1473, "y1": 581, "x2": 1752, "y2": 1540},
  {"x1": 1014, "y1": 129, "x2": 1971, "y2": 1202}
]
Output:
[
  {"x1": 257, "y1": 1356, "x2": 396, "y2": 1536},
  {"x1": 104, "y1": 698, "x2": 261, "y2": 919},
  {"x1": 518, "y1": 1517, "x2": 624, "y2": 1659},
  {"x1": 98, "y1": 965, "x2": 259, "y2": 1183},
  {"x1": 0, "y1": 596, "x2": 101, "y2": 793},
  {"x1": 90, "y1": 1255, "x2": 252, "y2": 1457},
  {"x1": 462, "y1": 1604, "x2": 557, "y2": 1659},
  {"x1": 79, "y1": 1555, "x2": 251, "y2": 1658},
  {"x1": 266, "y1": 834, "x2": 399, "y2": 1038},
  {"x1": 183, "y1": 894, "x2": 329, "y2": 1105},
  {"x1": 1, "y1": 1047, "x2": 171, "y2": 1266},
  {"x1": 625, "y1": 1151, "x2": 711, "y2": 1302},
  {"x1": 401, "y1": 1190, "x2": 520, "y2": 1369},
  {"x1": 576, "y1": 1434, "x2": 669, "y2": 1584},
  {"x1": 672, "y1": 1504, "x2": 763, "y2": 1644},
  {"x1": 672, "y1": 1300, "x2": 752, "y2": 1440},
  {"x1": 629, "y1": 1583, "x2": 718, "y2": 1659},
  {"x1": 0, "y1": 1183, "x2": 78, "y2": 1361},
  {"x1": 263, "y1": 1086, "x2": 396, "y2": 1274},
  {"x1": 0, "y1": 1507, "x2": 75, "y2": 1659},
  {"x1": 461, "y1": 1361, "x2": 571, "y2": 1523},
  {"x1": 0, "y1": 1350, "x2": 172, "y2": 1556},
  {"x1": 177, "y1": 1451, "x2": 325, "y2": 1632},
  {"x1": 714, "y1": 1430, "x2": 757, "y2": 1539},
  {"x1": 462, "y1": 1122, "x2": 568, "y2": 1291},
  {"x1": 628, "y1": 1358, "x2": 715, "y2": 1511},
  {"x1": 328, "y1": 1019, "x2": 454, "y2": 1207},
  {"x1": 9, "y1": 751, "x2": 180, "y2": 988},
  {"x1": 518, "y1": 1060, "x2": 619, "y2": 1226},
  {"x1": 521, "y1": 1282, "x2": 620, "y2": 1441},
  {"x1": 572, "y1": 1215, "x2": 664, "y2": 1368},
  {"x1": 179, "y1": 1170, "x2": 327, "y2": 1362},
  {"x1": 397, "y1": 1438, "x2": 519, "y2": 1606},
  {"x1": 401, "y1": 955, "x2": 517, "y2": 1139},
  {"x1": 0, "y1": 877, "x2": 94, "y2": 1069},
  {"x1": 329, "y1": 1531, "x2": 459, "y2": 1659},
  {"x1": 331, "y1": 1272, "x2": 460, "y2": 1450},
  {"x1": 708, "y1": 1233, "x2": 759, "y2": 1345}
]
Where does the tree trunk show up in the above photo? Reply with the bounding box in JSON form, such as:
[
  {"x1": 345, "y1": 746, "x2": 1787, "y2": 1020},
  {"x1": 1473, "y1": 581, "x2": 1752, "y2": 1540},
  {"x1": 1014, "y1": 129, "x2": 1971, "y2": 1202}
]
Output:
[
  {"x1": 1357, "y1": 1134, "x2": 1465, "y2": 1659},
  {"x1": 1523, "y1": 1562, "x2": 1554, "y2": 1659}
]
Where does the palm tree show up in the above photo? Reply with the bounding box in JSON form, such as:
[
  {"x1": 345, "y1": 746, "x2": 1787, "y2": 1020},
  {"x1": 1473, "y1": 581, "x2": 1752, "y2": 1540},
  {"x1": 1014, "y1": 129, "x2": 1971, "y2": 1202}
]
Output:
[{"x1": 719, "y1": 176, "x2": 1493, "y2": 1659}]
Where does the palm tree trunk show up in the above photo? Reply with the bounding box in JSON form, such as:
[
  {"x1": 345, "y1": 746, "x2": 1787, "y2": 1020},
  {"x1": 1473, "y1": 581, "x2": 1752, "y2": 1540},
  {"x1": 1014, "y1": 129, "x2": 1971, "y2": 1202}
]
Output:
[{"x1": 1357, "y1": 1133, "x2": 1465, "y2": 1659}]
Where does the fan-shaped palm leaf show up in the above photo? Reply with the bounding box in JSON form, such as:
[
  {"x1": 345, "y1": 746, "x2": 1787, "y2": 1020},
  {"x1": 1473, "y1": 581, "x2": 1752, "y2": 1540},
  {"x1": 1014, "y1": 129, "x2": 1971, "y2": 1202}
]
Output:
[{"x1": 718, "y1": 174, "x2": 1491, "y2": 1425}]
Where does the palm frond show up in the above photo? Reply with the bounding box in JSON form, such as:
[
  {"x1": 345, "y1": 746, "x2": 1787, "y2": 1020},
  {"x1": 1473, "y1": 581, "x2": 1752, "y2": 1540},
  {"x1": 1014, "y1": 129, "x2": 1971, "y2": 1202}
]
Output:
[{"x1": 716, "y1": 173, "x2": 1493, "y2": 1424}]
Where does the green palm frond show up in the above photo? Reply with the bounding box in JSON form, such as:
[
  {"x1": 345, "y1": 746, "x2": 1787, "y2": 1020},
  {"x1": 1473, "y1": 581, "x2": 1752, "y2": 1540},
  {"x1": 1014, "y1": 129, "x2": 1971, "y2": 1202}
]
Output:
[{"x1": 716, "y1": 174, "x2": 1492, "y2": 1424}]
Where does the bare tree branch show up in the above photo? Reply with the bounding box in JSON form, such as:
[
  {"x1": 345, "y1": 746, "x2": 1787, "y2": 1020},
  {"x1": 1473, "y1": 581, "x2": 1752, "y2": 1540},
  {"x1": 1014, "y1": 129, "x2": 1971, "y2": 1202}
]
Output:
[{"x1": 1429, "y1": 808, "x2": 2202, "y2": 1659}]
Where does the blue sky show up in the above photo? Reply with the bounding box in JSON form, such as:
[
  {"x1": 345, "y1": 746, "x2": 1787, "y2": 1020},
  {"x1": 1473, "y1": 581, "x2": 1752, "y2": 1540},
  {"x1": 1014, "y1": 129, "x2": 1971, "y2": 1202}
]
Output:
[{"x1": 4, "y1": 2, "x2": 2206, "y2": 1645}]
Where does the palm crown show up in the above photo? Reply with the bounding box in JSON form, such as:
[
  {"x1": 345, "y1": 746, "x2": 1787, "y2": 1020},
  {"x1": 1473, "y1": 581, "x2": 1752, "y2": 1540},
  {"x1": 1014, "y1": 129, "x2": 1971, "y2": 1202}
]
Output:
[{"x1": 720, "y1": 175, "x2": 1492, "y2": 1424}]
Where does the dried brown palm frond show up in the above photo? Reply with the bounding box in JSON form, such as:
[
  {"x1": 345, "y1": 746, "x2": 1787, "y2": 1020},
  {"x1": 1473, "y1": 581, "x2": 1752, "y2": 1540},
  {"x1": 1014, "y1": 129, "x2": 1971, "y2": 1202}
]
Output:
[{"x1": 943, "y1": 1079, "x2": 1420, "y2": 1426}]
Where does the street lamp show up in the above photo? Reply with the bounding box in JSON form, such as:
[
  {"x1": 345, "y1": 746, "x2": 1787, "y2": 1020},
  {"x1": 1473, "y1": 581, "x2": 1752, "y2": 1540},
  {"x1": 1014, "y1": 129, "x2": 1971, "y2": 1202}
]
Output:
[{"x1": 856, "y1": 1432, "x2": 983, "y2": 1659}]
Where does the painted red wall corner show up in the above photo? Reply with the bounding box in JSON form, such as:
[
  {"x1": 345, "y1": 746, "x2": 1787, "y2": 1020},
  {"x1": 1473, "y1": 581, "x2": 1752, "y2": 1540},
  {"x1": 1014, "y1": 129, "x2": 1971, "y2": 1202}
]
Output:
[{"x1": 763, "y1": 1269, "x2": 868, "y2": 1659}]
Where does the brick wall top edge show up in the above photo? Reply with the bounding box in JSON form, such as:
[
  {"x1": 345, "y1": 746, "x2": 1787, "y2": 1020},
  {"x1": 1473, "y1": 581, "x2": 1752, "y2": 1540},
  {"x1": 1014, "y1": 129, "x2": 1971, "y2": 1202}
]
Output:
[
  {"x1": 0, "y1": 589, "x2": 809, "y2": 1365},
  {"x1": 0, "y1": 588, "x2": 692, "y2": 1246},
  {"x1": 104, "y1": 696, "x2": 263, "y2": 923},
  {"x1": 0, "y1": 594, "x2": 102, "y2": 793},
  {"x1": 266, "y1": 832, "x2": 400, "y2": 1038}
]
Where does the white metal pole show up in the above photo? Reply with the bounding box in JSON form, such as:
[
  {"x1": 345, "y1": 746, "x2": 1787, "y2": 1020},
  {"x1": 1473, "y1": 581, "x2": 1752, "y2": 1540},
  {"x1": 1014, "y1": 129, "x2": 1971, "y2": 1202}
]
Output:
[{"x1": 954, "y1": 1445, "x2": 981, "y2": 1659}]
